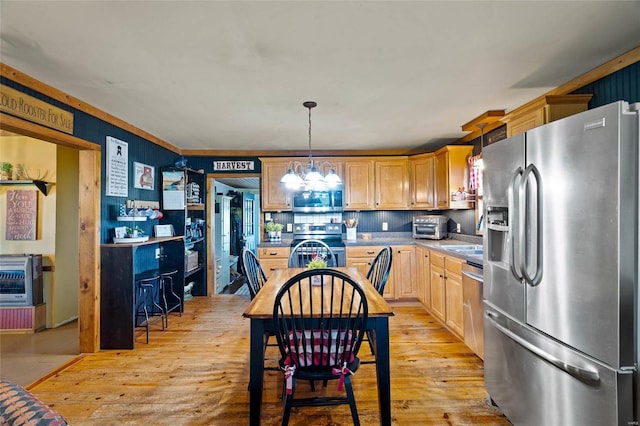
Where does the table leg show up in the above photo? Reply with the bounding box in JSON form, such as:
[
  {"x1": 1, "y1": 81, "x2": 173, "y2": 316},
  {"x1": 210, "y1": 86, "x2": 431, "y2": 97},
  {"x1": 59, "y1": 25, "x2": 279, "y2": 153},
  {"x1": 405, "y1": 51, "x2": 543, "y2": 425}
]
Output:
[
  {"x1": 249, "y1": 319, "x2": 265, "y2": 426},
  {"x1": 374, "y1": 317, "x2": 391, "y2": 425}
]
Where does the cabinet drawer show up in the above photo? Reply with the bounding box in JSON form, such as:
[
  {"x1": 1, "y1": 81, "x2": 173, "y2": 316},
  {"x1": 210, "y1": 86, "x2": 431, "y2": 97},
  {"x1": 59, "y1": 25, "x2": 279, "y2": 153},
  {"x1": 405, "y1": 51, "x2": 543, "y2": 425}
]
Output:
[
  {"x1": 430, "y1": 250, "x2": 445, "y2": 268},
  {"x1": 259, "y1": 247, "x2": 290, "y2": 259},
  {"x1": 346, "y1": 246, "x2": 382, "y2": 258},
  {"x1": 260, "y1": 259, "x2": 289, "y2": 277},
  {"x1": 445, "y1": 255, "x2": 463, "y2": 275}
]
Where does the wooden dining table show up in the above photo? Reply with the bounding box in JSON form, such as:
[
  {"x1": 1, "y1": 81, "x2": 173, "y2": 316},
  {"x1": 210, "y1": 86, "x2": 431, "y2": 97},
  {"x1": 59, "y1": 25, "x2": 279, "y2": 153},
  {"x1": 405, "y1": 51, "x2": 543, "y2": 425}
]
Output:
[{"x1": 242, "y1": 267, "x2": 395, "y2": 425}]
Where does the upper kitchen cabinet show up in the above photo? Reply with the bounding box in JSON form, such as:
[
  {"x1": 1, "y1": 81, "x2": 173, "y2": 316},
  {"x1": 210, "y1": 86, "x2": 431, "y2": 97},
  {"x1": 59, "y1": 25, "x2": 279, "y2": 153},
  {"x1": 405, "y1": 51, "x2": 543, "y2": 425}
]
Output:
[
  {"x1": 502, "y1": 94, "x2": 592, "y2": 138},
  {"x1": 344, "y1": 159, "x2": 375, "y2": 210},
  {"x1": 374, "y1": 157, "x2": 410, "y2": 209},
  {"x1": 435, "y1": 145, "x2": 474, "y2": 210},
  {"x1": 409, "y1": 153, "x2": 435, "y2": 210},
  {"x1": 260, "y1": 158, "x2": 291, "y2": 211}
]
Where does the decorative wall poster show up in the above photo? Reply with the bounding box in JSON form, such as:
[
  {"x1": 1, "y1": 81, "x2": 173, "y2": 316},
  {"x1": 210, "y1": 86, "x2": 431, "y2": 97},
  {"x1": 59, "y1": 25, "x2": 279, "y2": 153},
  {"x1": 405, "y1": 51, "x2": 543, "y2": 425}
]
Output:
[
  {"x1": 134, "y1": 162, "x2": 154, "y2": 190},
  {"x1": 162, "y1": 171, "x2": 185, "y2": 210},
  {"x1": 106, "y1": 136, "x2": 128, "y2": 196},
  {"x1": 5, "y1": 190, "x2": 37, "y2": 240}
]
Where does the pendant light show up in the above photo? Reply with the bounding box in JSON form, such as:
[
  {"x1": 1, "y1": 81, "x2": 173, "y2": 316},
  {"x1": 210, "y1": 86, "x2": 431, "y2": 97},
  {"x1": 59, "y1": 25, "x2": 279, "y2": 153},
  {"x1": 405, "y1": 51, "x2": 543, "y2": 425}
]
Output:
[
  {"x1": 280, "y1": 101, "x2": 342, "y2": 190},
  {"x1": 474, "y1": 122, "x2": 487, "y2": 169}
]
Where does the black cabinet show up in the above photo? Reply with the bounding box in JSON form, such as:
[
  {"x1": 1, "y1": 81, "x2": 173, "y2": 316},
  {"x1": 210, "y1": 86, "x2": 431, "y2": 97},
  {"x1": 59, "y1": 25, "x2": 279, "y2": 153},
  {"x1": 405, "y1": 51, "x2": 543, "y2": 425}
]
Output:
[
  {"x1": 100, "y1": 236, "x2": 184, "y2": 349},
  {"x1": 160, "y1": 167, "x2": 207, "y2": 296}
]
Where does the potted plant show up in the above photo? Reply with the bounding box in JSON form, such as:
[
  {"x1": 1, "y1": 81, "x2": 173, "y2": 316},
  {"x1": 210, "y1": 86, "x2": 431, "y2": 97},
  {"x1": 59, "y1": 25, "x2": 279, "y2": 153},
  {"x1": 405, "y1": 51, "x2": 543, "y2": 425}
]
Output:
[
  {"x1": 126, "y1": 226, "x2": 145, "y2": 238},
  {"x1": 0, "y1": 162, "x2": 13, "y2": 180},
  {"x1": 307, "y1": 253, "x2": 327, "y2": 269},
  {"x1": 265, "y1": 221, "x2": 284, "y2": 241},
  {"x1": 307, "y1": 253, "x2": 327, "y2": 285}
]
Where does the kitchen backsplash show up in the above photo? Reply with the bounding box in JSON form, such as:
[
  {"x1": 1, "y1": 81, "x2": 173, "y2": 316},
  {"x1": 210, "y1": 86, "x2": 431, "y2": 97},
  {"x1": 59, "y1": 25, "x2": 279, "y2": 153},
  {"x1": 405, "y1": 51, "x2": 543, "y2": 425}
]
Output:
[{"x1": 266, "y1": 208, "x2": 477, "y2": 236}]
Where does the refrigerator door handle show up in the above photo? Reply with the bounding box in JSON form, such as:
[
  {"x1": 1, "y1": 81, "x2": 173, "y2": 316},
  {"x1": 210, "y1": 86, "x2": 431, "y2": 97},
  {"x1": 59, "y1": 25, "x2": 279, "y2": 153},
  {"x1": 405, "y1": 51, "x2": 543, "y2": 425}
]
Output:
[
  {"x1": 485, "y1": 311, "x2": 600, "y2": 386},
  {"x1": 508, "y1": 167, "x2": 524, "y2": 281},
  {"x1": 519, "y1": 164, "x2": 543, "y2": 286}
]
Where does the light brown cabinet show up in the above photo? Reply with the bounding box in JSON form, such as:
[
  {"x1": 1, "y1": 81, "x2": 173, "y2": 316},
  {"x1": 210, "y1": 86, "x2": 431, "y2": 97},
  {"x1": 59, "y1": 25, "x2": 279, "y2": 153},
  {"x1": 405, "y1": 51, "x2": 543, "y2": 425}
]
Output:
[
  {"x1": 502, "y1": 94, "x2": 592, "y2": 138},
  {"x1": 374, "y1": 158, "x2": 410, "y2": 209},
  {"x1": 259, "y1": 158, "x2": 292, "y2": 211},
  {"x1": 415, "y1": 245, "x2": 431, "y2": 309},
  {"x1": 434, "y1": 145, "x2": 474, "y2": 210},
  {"x1": 429, "y1": 250, "x2": 464, "y2": 339},
  {"x1": 344, "y1": 159, "x2": 375, "y2": 210},
  {"x1": 388, "y1": 245, "x2": 416, "y2": 300},
  {"x1": 409, "y1": 154, "x2": 436, "y2": 210},
  {"x1": 258, "y1": 246, "x2": 290, "y2": 278},
  {"x1": 261, "y1": 148, "x2": 475, "y2": 212},
  {"x1": 346, "y1": 245, "x2": 380, "y2": 274},
  {"x1": 429, "y1": 251, "x2": 446, "y2": 321},
  {"x1": 444, "y1": 256, "x2": 464, "y2": 338},
  {"x1": 346, "y1": 245, "x2": 415, "y2": 300}
]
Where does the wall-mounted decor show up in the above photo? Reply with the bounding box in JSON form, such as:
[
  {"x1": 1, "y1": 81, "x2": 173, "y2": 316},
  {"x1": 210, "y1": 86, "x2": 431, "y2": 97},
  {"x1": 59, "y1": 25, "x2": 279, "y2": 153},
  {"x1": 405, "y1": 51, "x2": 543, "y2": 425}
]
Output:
[
  {"x1": 5, "y1": 190, "x2": 37, "y2": 240},
  {"x1": 162, "y1": 170, "x2": 185, "y2": 210},
  {"x1": 133, "y1": 162, "x2": 154, "y2": 190},
  {"x1": 106, "y1": 136, "x2": 128, "y2": 197}
]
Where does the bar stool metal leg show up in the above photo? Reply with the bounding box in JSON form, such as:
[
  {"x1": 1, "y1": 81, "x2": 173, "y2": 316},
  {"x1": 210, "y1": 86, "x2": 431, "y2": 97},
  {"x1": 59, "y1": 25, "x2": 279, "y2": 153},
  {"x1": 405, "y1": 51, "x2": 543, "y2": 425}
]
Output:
[
  {"x1": 160, "y1": 269, "x2": 181, "y2": 328},
  {"x1": 135, "y1": 272, "x2": 164, "y2": 343}
]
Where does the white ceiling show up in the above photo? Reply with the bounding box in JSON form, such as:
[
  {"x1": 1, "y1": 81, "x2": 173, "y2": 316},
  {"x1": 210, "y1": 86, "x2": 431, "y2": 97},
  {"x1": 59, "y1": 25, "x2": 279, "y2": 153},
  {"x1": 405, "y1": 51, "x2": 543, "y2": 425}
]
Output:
[{"x1": 1, "y1": 1, "x2": 639, "y2": 153}]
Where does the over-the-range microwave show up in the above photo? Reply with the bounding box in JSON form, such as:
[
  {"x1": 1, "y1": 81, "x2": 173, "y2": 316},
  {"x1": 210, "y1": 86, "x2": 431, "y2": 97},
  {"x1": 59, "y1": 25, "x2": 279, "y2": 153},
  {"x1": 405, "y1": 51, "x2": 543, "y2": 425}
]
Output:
[{"x1": 291, "y1": 190, "x2": 344, "y2": 213}]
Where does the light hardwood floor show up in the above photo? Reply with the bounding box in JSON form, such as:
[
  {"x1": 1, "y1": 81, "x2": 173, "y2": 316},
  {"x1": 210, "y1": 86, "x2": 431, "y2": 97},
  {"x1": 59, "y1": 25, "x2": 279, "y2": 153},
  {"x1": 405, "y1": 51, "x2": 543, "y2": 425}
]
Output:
[{"x1": 25, "y1": 295, "x2": 510, "y2": 425}]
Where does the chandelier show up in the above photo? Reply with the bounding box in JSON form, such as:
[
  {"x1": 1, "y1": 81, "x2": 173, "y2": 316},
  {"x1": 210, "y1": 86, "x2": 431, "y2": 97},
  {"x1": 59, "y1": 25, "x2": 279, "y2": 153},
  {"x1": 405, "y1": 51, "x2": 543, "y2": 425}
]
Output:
[{"x1": 280, "y1": 101, "x2": 342, "y2": 190}]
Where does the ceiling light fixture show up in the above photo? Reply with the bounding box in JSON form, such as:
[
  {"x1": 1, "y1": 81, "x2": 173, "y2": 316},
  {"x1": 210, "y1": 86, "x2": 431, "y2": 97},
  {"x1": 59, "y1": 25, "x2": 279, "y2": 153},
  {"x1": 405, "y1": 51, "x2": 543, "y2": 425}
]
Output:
[
  {"x1": 280, "y1": 101, "x2": 342, "y2": 190},
  {"x1": 473, "y1": 122, "x2": 487, "y2": 169}
]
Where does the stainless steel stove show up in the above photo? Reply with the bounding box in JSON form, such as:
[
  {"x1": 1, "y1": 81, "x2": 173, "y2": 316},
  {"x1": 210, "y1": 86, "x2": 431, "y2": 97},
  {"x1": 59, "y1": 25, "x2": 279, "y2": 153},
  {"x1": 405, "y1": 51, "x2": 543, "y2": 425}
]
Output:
[{"x1": 291, "y1": 222, "x2": 346, "y2": 267}]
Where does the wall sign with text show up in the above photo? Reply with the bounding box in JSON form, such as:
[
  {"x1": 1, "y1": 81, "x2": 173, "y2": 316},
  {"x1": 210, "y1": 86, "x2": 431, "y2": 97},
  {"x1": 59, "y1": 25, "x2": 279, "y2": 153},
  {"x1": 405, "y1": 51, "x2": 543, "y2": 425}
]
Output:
[
  {"x1": 5, "y1": 190, "x2": 37, "y2": 240},
  {"x1": 213, "y1": 160, "x2": 255, "y2": 171},
  {"x1": 106, "y1": 136, "x2": 128, "y2": 197}
]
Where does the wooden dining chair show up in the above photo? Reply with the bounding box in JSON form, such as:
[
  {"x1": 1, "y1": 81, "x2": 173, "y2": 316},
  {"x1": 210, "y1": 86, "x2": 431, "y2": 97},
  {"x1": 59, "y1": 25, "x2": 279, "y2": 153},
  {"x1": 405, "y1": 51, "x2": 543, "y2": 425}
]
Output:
[
  {"x1": 363, "y1": 246, "x2": 392, "y2": 357},
  {"x1": 242, "y1": 248, "x2": 267, "y2": 300},
  {"x1": 288, "y1": 239, "x2": 337, "y2": 268},
  {"x1": 367, "y1": 246, "x2": 393, "y2": 296},
  {"x1": 273, "y1": 268, "x2": 369, "y2": 426}
]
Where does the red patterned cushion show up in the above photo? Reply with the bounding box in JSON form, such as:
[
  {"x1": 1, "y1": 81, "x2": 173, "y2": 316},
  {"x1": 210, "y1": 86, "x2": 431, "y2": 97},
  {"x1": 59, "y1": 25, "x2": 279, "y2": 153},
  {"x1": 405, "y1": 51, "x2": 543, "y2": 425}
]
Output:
[
  {"x1": 0, "y1": 380, "x2": 67, "y2": 425},
  {"x1": 285, "y1": 329, "x2": 354, "y2": 367}
]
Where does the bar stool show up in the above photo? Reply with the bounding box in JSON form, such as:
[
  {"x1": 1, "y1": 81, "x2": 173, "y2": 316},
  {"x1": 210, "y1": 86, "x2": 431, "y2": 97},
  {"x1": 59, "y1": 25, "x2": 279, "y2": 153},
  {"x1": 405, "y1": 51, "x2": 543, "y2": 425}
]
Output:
[
  {"x1": 159, "y1": 268, "x2": 181, "y2": 327},
  {"x1": 134, "y1": 270, "x2": 165, "y2": 343}
]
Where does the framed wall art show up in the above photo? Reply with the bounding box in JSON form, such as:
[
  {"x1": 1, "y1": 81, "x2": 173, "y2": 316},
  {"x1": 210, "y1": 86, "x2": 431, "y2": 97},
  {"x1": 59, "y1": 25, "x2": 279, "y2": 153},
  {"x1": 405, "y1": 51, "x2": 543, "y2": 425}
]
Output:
[{"x1": 134, "y1": 162, "x2": 154, "y2": 190}]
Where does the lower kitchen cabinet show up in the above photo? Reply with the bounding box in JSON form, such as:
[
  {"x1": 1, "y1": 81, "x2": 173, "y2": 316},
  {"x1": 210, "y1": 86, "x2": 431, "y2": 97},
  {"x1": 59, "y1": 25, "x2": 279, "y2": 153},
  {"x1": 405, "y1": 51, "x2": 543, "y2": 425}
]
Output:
[
  {"x1": 416, "y1": 245, "x2": 431, "y2": 309},
  {"x1": 430, "y1": 251, "x2": 446, "y2": 321},
  {"x1": 347, "y1": 245, "x2": 416, "y2": 300},
  {"x1": 429, "y1": 249, "x2": 464, "y2": 339},
  {"x1": 444, "y1": 256, "x2": 464, "y2": 338},
  {"x1": 258, "y1": 246, "x2": 290, "y2": 278},
  {"x1": 389, "y1": 245, "x2": 416, "y2": 299},
  {"x1": 346, "y1": 245, "x2": 381, "y2": 275}
]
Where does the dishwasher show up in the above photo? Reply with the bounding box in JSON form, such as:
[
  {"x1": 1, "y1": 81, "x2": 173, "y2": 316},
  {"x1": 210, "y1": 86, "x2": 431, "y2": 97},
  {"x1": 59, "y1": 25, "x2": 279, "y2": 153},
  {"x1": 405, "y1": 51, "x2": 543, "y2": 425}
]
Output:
[{"x1": 462, "y1": 261, "x2": 484, "y2": 359}]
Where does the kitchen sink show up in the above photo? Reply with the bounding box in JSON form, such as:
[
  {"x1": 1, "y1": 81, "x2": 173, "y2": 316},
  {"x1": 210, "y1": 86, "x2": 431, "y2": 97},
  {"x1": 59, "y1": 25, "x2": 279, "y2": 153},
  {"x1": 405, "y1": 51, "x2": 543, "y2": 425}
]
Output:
[{"x1": 442, "y1": 245, "x2": 484, "y2": 256}]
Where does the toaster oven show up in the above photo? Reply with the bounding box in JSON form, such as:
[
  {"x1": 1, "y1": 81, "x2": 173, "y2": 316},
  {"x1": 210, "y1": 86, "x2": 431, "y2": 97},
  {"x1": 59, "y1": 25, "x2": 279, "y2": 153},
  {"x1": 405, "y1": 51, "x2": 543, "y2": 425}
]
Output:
[{"x1": 412, "y1": 215, "x2": 448, "y2": 240}]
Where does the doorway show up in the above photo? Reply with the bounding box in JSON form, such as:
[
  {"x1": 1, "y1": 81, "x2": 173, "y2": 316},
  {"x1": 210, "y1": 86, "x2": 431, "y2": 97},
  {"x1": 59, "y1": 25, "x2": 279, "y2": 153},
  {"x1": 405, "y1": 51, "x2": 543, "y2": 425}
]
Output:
[
  {"x1": 0, "y1": 116, "x2": 101, "y2": 355},
  {"x1": 208, "y1": 174, "x2": 260, "y2": 295}
]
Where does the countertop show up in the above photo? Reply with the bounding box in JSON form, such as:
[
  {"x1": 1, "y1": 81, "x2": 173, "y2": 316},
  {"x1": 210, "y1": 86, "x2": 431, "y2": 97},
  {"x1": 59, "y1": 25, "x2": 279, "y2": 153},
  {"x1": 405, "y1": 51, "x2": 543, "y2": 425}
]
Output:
[{"x1": 258, "y1": 233, "x2": 484, "y2": 265}]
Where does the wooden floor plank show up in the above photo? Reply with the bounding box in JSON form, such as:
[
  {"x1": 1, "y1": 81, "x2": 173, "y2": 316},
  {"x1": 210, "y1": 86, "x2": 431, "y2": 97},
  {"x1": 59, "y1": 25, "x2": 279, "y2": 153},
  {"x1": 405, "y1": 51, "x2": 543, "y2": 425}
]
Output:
[{"x1": 27, "y1": 295, "x2": 510, "y2": 425}]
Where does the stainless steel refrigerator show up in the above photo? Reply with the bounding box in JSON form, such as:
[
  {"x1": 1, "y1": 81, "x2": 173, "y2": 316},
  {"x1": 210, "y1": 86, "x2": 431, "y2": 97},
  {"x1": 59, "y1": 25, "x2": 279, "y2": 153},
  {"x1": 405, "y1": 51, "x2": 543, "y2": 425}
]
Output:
[{"x1": 482, "y1": 100, "x2": 639, "y2": 426}]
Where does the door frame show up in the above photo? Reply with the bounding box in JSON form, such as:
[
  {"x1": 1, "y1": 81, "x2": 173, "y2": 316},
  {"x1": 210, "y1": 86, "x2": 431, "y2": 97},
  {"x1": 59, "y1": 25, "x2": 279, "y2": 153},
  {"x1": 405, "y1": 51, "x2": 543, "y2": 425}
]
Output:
[
  {"x1": 207, "y1": 173, "x2": 261, "y2": 295},
  {"x1": 1, "y1": 113, "x2": 101, "y2": 353}
]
